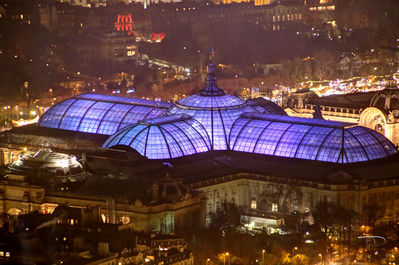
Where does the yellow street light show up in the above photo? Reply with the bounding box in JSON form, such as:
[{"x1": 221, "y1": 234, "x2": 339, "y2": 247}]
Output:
[
  {"x1": 292, "y1": 246, "x2": 298, "y2": 257},
  {"x1": 224, "y1": 252, "x2": 230, "y2": 265}
]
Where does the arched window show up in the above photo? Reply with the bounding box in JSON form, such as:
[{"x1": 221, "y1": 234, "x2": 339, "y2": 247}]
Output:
[{"x1": 250, "y1": 198, "x2": 257, "y2": 209}]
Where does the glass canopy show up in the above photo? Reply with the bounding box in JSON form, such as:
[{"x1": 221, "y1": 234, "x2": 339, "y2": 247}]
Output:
[
  {"x1": 102, "y1": 115, "x2": 211, "y2": 159},
  {"x1": 169, "y1": 62, "x2": 286, "y2": 150},
  {"x1": 229, "y1": 113, "x2": 397, "y2": 163},
  {"x1": 37, "y1": 63, "x2": 397, "y2": 164},
  {"x1": 38, "y1": 94, "x2": 170, "y2": 135}
]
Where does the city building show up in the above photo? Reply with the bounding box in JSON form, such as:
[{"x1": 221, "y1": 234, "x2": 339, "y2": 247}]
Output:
[
  {"x1": 2, "y1": 60, "x2": 399, "y2": 234},
  {"x1": 170, "y1": 2, "x2": 304, "y2": 31},
  {"x1": 0, "y1": 167, "x2": 204, "y2": 233},
  {"x1": 98, "y1": 31, "x2": 138, "y2": 66},
  {"x1": 0, "y1": 205, "x2": 194, "y2": 264},
  {"x1": 284, "y1": 79, "x2": 399, "y2": 147}
]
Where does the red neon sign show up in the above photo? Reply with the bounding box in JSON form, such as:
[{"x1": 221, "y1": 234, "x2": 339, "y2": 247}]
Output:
[
  {"x1": 115, "y1": 14, "x2": 135, "y2": 35},
  {"x1": 152, "y1": 32, "x2": 166, "y2": 42}
]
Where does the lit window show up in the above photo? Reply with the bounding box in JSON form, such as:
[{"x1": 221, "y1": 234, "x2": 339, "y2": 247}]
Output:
[
  {"x1": 5, "y1": 252, "x2": 10, "y2": 257},
  {"x1": 127, "y1": 50, "x2": 135, "y2": 56},
  {"x1": 272, "y1": 203, "x2": 278, "y2": 212},
  {"x1": 121, "y1": 216, "x2": 131, "y2": 224},
  {"x1": 101, "y1": 214, "x2": 107, "y2": 223},
  {"x1": 250, "y1": 199, "x2": 257, "y2": 209}
]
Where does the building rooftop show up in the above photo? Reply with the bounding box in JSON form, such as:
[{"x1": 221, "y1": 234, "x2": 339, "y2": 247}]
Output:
[
  {"x1": 103, "y1": 114, "x2": 211, "y2": 159},
  {"x1": 230, "y1": 113, "x2": 396, "y2": 163},
  {"x1": 38, "y1": 93, "x2": 170, "y2": 136}
]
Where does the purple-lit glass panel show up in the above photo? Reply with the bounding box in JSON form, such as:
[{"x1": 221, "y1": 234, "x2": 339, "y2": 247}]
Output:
[
  {"x1": 103, "y1": 115, "x2": 211, "y2": 159},
  {"x1": 343, "y1": 130, "x2": 369, "y2": 162},
  {"x1": 77, "y1": 93, "x2": 172, "y2": 108},
  {"x1": 315, "y1": 129, "x2": 343, "y2": 163},
  {"x1": 230, "y1": 113, "x2": 396, "y2": 163},
  {"x1": 39, "y1": 99, "x2": 77, "y2": 128},
  {"x1": 78, "y1": 102, "x2": 114, "y2": 133},
  {"x1": 39, "y1": 94, "x2": 167, "y2": 135},
  {"x1": 177, "y1": 94, "x2": 246, "y2": 108},
  {"x1": 97, "y1": 104, "x2": 134, "y2": 135},
  {"x1": 274, "y1": 124, "x2": 312, "y2": 157},
  {"x1": 295, "y1": 127, "x2": 334, "y2": 160},
  {"x1": 253, "y1": 122, "x2": 291, "y2": 155},
  {"x1": 59, "y1": 100, "x2": 96, "y2": 131}
]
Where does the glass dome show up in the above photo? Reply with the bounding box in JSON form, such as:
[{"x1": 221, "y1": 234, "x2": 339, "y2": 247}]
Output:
[
  {"x1": 229, "y1": 113, "x2": 397, "y2": 163},
  {"x1": 38, "y1": 93, "x2": 170, "y2": 135},
  {"x1": 102, "y1": 115, "x2": 211, "y2": 159},
  {"x1": 169, "y1": 62, "x2": 286, "y2": 150}
]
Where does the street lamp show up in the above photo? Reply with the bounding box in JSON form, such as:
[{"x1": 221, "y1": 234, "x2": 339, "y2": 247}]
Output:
[
  {"x1": 318, "y1": 253, "x2": 322, "y2": 265},
  {"x1": 292, "y1": 246, "x2": 298, "y2": 257},
  {"x1": 262, "y1": 249, "x2": 266, "y2": 265},
  {"x1": 224, "y1": 252, "x2": 230, "y2": 265},
  {"x1": 206, "y1": 258, "x2": 210, "y2": 265},
  {"x1": 15, "y1": 105, "x2": 19, "y2": 119}
]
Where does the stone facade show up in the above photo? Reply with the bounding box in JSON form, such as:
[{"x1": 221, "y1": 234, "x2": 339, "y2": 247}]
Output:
[
  {"x1": 0, "y1": 175, "x2": 205, "y2": 234},
  {"x1": 189, "y1": 173, "x2": 399, "y2": 227}
]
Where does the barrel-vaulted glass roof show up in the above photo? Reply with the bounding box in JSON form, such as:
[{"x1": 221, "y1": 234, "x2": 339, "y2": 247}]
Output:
[
  {"x1": 229, "y1": 113, "x2": 397, "y2": 163},
  {"x1": 36, "y1": 59, "x2": 397, "y2": 164},
  {"x1": 38, "y1": 93, "x2": 171, "y2": 135},
  {"x1": 102, "y1": 114, "x2": 211, "y2": 159}
]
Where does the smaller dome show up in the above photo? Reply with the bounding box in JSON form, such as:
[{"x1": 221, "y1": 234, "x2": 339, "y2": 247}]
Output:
[
  {"x1": 176, "y1": 94, "x2": 246, "y2": 109},
  {"x1": 175, "y1": 61, "x2": 246, "y2": 109},
  {"x1": 103, "y1": 115, "x2": 211, "y2": 159}
]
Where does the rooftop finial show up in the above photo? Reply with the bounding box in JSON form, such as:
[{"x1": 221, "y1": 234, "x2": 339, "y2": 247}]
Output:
[
  {"x1": 210, "y1": 48, "x2": 215, "y2": 60},
  {"x1": 199, "y1": 48, "x2": 225, "y2": 96},
  {"x1": 208, "y1": 48, "x2": 215, "y2": 74}
]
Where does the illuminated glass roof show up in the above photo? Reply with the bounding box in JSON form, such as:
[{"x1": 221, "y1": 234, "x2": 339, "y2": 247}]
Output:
[
  {"x1": 169, "y1": 62, "x2": 287, "y2": 150},
  {"x1": 175, "y1": 62, "x2": 246, "y2": 109},
  {"x1": 38, "y1": 93, "x2": 170, "y2": 135},
  {"x1": 102, "y1": 115, "x2": 211, "y2": 159},
  {"x1": 229, "y1": 113, "x2": 397, "y2": 163},
  {"x1": 176, "y1": 94, "x2": 246, "y2": 109},
  {"x1": 37, "y1": 62, "x2": 397, "y2": 164}
]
